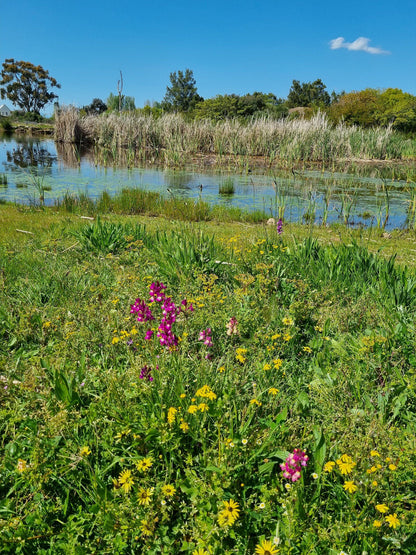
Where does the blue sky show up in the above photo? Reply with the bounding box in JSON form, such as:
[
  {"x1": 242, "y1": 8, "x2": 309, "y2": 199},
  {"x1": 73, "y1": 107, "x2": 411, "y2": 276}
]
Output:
[{"x1": 1, "y1": 0, "x2": 415, "y2": 114}]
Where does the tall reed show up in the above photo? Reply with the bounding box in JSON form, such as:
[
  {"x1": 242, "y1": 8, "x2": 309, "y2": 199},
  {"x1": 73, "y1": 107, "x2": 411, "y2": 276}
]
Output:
[{"x1": 55, "y1": 109, "x2": 416, "y2": 165}]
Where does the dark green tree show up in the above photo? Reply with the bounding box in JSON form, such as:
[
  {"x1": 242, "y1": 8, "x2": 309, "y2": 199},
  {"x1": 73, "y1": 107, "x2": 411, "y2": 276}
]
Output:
[
  {"x1": 162, "y1": 69, "x2": 203, "y2": 112},
  {"x1": 82, "y1": 98, "x2": 107, "y2": 115},
  {"x1": 193, "y1": 92, "x2": 287, "y2": 121},
  {"x1": 287, "y1": 79, "x2": 331, "y2": 108},
  {"x1": 0, "y1": 59, "x2": 61, "y2": 114}
]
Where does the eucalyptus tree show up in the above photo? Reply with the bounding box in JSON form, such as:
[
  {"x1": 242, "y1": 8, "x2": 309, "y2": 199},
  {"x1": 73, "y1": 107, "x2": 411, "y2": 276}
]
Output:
[{"x1": 0, "y1": 59, "x2": 61, "y2": 114}]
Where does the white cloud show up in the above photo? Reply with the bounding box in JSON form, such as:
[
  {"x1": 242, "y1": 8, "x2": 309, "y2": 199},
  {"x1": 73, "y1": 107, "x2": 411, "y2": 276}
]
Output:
[{"x1": 329, "y1": 37, "x2": 390, "y2": 55}]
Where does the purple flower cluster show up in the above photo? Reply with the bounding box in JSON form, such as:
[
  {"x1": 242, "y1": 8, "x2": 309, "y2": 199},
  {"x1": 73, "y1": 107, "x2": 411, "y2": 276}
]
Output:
[
  {"x1": 277, "y1": 218, "x2": 283, "y2": 235},
  {"x1": 130, "y1": 281, "x2": 194, "y2": 349},
  {"x1": 149, "y1": 281, "x2": 166, "y2": 303},
  {"x1": 198, "y1": 328, "x2": 213, "y2": 347},
  {"x1": 139, "y1": 365, "x2": 153, "y2": 381},
  {"x1": 280, "y1": 449, "x2": 309, "y2": 482},
  {"x1": 130, "y1": 299, "x2": 154, "y2": 323},
  {"x1": 157, "y1": 296, "x2": 181, "y2": 347}
]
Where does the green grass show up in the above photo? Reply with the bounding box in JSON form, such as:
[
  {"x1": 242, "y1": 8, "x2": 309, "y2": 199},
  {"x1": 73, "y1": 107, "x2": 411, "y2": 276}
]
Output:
[{"x1": 1, "y1": 204, "x2": 416, "y2": 554}]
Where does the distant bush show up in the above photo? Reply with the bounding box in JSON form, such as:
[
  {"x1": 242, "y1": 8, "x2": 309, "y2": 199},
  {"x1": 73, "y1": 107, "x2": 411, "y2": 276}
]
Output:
[{"x1": 0, "y1": 118, "x2": 13, "y2": 131}]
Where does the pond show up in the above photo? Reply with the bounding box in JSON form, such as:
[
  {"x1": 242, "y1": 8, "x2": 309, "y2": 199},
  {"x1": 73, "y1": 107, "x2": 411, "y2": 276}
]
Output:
[{"x1": 1, "y1": 135, "x2": 416, "y2": 229}]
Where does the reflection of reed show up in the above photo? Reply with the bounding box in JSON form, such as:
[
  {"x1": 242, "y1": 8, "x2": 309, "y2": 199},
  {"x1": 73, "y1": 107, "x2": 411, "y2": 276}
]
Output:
[
  {"x1": 55, "y1": 142, "x2": 95, "y2": 168},
  {"x1": 55, "y1": 142, "x2": 80, "y2": 168}
]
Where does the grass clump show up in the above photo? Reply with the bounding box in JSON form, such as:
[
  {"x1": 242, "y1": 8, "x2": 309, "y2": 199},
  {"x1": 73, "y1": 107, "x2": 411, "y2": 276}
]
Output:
[
  {"x1": 1, "y1": 205, "x2": 416, "y2": 553},
  {"x1": 219, "y1": 177, "x2": 235, "y2": 195}
]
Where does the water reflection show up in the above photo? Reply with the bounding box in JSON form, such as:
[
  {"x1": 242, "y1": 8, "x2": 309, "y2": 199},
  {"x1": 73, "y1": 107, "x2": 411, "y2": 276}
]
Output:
[
  {"x1": 3, "y1": 139, "x2": 56, "y2": 172},
  {"x1": 164, "y1": 170, "x2": 193, "y2": 190},
  {"x1": 1, "y1": 135, "x2": 416, "y2": 229}
]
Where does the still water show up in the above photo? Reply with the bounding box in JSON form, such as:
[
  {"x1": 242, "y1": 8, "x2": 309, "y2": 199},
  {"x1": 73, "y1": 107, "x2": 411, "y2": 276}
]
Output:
[{"x1": 1, "y1": 135, "x2": 416, "y2": 229}]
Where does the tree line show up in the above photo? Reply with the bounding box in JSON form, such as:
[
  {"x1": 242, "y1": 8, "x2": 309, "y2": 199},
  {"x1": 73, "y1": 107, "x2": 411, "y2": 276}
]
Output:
[{"x1": 2, "y1": 59, "x2": 416, "y2": 133}]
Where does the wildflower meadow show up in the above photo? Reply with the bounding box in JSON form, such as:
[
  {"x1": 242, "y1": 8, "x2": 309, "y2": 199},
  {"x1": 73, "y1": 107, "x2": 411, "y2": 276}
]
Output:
[{"x1": 1, "y1": 203, "x2": 416, "y2": 554}]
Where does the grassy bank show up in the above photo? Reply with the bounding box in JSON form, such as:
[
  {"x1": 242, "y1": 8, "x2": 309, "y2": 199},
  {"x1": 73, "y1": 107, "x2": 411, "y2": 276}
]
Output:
[
  {"x1": 1, "y1": 204, "x2": 416, "y2": 554},
  {"x1": 55, "y1": 108, "x2": 416, "y2": 167}
]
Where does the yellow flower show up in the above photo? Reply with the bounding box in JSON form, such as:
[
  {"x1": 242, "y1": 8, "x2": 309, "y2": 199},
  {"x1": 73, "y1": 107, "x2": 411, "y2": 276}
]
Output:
[
  {"x1": 79, "y1": 446, "x2": 91, "y2": 457},
  {"x1": 140, "y1": 519, "x2": 154, "y2": 536},
  {"x1": 114, "y1": 429, "x2": 131, "y2": 440},
  {"x1": 218, "y1": 499, "x2": 240, "y2": 526},
  {"x1": 376, "y1": 503, "x2": 389, "y2": 514},
  {"x1": 16, "y1": 459, "x2": 28, "y2": 472},
  {"x1": 112, "y1": 336, "x2": 120, "y2": 344},
  {"x1": 372, "y1": 480, "x2": 378, "y2": 487},
  {"x1": 196, "y1": 385, "x2": 217, "y2": 400},
  {"x1": 268, "y1": 387, "x2": 279, "y2": 395},
  {"x1": 343, "y1": 480, "x2": 358, "y2": 493},
  {"x1": 367, "y1": 466, "x2": 377, "y2": 474},
  {"x1": 250, "y1": 399, "x2": 262, "y2": 407},
  {"x1": 373, "y1": 519, "x2": 382, "y2": 528},
  {"x1": 370, "y1": 449, "x2": 381, "y2": 457},
  {"x1": 188, "y1": 405, "x2": 198, "y2": 414},
  {"x1": 136, "y1": 457, "x2": 153, "y2": 472},
  {"x1": 283, "y1": 333, "x2": 292, "y2": 342},
  {"x1": 235, "y1": 347, "x2": 247, "y2": 363},
  {"x1": 255, "y1": 539, "x2": 279, "y2": 554},
  {"x1": 179, "y1": 420, "x2": 189, "y2": 432},
  {"x1": 336, "y1": 454, "x2": 356, "y2": 475},
  {"x1": 218, "y1": 366, "x2": 226, "y2": 373},
  {"x1": 118, "y1": 469, "x2": 134, "y2": 493},
  {"x1": 388, "y1": 463, "x2": 397, "y2": 471},
  {"x1": 385, "y1": 513, "x2": 400, "y2": 529},
  {"x1": 42, "y1": 321, "x2": 51, "y2": 328},
  {"x1": 273, "y1": 358, "x2": 283, "y2": 369},
  {"x1": 282, "y1": 317, "x2": 294, "y2": 326},
  {"x1": 323, "y1": 461, "x2": 336, "y2": 473},
  {"x1": 192, "y1": 549, "x2": 210, "y2": 555},
  {"x1": 303, "y1": 346, "x2": 312, "y2": 353},
  {"x1": 180, "y1": 393, "x2": 186, "y2": 399},
  {"x1": 167, "y1": 407, "x2": 178, "y2": 424},
  {"x1": 161, "y1": 484, "x2": 176, "y2": 497},
  {"x1": 263, "y1": 363, "x2": 272, "y2": 371},
  {"x1": 137, "y1": 487, "x2": 153, "y2": 506}
]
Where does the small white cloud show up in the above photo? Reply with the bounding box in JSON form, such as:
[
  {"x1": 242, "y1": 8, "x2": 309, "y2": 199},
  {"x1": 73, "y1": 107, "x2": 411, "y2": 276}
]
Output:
[{"x1": 329, "y1": 36, "x2": 390, "y2": 55}]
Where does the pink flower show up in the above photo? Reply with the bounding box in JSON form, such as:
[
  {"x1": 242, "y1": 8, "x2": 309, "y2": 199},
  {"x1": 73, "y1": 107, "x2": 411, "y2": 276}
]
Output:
[
  {"x1": 281, "y1": 448, "x2": 308, "y2": 482},
  {"x1": 199, "y1": 328, "x2": 213, "y2": 347},
  {"x1": 226, "y1": 317, "x2": 238, "y2": 336}
]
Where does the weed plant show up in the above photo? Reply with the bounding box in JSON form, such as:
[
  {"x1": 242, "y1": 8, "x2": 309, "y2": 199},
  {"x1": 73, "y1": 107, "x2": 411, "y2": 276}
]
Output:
[{"x1": 0, "y1": 206, "x2": 416, "y2": 554}]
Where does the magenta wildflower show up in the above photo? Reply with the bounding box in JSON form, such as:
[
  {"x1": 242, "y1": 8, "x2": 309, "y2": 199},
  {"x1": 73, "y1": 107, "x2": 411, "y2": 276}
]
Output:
[
  {"x1": 131, "y1": 282, "x2": 196, "y2": 350},
  {"x1": 130, "y1": 298, "x2": 154, "y2": 323},
  {"x1": 277, "y1": 218, "x2": 283, "y2": 235},
  {"x1": 280, "y1": 449, "x2": 308, "y2": 482},
  {"x1": 149, "y1": 281, "x2": 166, "y2": 303},
  {"x1": 181, "y1": 299, "x2": 194, "y2": 312},
  {"x1": 139, "y1": 365, "x2": 153, "y2": 381}
]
